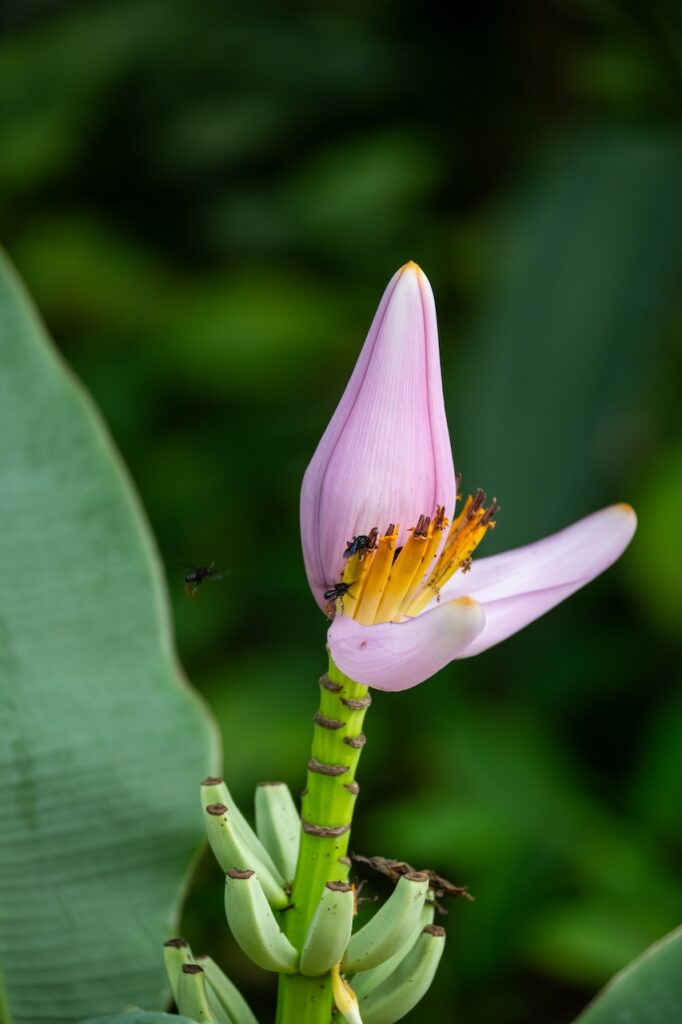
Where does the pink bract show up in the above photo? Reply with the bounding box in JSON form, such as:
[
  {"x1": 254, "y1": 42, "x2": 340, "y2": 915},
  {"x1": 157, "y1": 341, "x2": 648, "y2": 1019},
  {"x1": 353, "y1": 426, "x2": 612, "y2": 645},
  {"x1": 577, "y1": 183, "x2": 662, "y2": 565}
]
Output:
[
  {"x1": 301, "y1": 264, "x2": 637, "y2": 691},
  {"x1": 301, "y1": 263, "x2": 456, "y2": 610}
]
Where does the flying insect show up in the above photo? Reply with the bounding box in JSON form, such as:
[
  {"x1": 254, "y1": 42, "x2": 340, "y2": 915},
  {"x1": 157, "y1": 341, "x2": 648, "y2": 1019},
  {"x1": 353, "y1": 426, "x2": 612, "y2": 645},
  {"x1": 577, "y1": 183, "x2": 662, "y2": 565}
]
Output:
[{"x1": 183, "y1": 561, "x2": 225, "y2": 597}]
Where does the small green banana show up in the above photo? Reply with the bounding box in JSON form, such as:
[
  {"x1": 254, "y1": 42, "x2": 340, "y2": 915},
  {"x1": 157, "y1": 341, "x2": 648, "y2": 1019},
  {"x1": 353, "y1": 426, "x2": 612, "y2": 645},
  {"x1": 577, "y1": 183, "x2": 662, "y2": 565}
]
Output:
[
  {"x1": 224, "y1": 868, "x2": 299, "y2": 974},
  {"x1": 342, "y1": 872, "x2": 429, "y2": 974},
  {"x1": 300, "y1": 881, "x2": 355, "y2": 976},
  {"x1": 352, "y1": 900, "x2": 435, "y2": 999},
  {"x1": 176, "y1": 963, "x2": 216, "y2": 1022},
  {"x1": 254, "y1": 782, "x2": 300, "y2": 882},
  {"x1": 163, "y1": 937, "x2": 193, "y2": 1002},
  {"x1": 195, "y1": 955, "x2": 260, "y2": 1024},
  {"x1": 205, "y1": 803, "x2": 289, "y2": 909},
  {"x1": 359, "y1": 924, "x2": 446, "y2": 1024},
  {"x1": 203, "y1": 992, "x2": 232, "y2": 1024},
  {"x1": 201, "y1": 779, "x2": 284, "y2": 888}
]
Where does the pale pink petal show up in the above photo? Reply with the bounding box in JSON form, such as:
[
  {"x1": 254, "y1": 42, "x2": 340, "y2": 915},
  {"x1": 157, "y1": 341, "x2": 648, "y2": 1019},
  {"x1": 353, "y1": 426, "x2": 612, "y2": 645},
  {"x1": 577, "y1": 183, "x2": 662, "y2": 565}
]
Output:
[
  {"x1": 301, "y1": 263, "x2": 456, "y2": 611},
  {"x1": 457, "y1": 581, "x2": 587, "y2": 657},
  {"x1": 441, "y1": 504, "x2": 636, "y2": 603},
  {"x1": 328, "y1": 598, "x2": 485, "y2": 691},
  {"x1": 440, "y1": 504, "x2": 637, "y2": 656}
]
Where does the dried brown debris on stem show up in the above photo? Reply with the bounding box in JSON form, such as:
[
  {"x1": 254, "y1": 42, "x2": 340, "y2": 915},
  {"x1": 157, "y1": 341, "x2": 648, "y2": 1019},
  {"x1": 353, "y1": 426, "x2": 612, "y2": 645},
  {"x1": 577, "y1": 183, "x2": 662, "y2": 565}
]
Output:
[{"x1": 350, "y1": 853, "x2": 474, "y2": 913}]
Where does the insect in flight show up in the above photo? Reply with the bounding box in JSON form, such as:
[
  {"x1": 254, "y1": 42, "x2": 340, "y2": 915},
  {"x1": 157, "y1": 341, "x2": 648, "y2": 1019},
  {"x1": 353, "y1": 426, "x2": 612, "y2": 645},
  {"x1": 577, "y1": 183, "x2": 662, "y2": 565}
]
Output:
[{"x1": 183, "y1": 561, "x2": 225, "y2": 597}]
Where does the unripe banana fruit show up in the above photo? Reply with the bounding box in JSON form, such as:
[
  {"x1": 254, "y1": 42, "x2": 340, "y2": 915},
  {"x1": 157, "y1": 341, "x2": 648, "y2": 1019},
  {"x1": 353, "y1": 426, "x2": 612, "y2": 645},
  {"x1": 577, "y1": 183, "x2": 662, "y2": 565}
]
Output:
[
  {"x1": 254, "y1": 781, "x2": 300, "y2": 882},
  {"x1": 177, "y1": 963, "x2": 216, "y2": 1022},
  {"x1": 360, "y1": 925, "x2": 446, "y2": 1024},
  {"x1": 224, "y1": 868, "x2": 299, "y2": 974},
  {"x1": 201, "y1": 780, "x2": 285, "y2": 893},
  {"x1": 352, "y1": 900, "x2": 435, "y2": 999},
  {"x1": 342, "y1": 872, "x2": 429, "y2": 974},
  {"x1": 201, "y1": 777, "x2": 252, "y2": 840},
  {"x1": 163, "y1": 937, "x2": 193, "y2": 1002},
  {"x1": 205, "y1": 802, "x2": 289, "y2": 909},
  {"x1": 300, "y1": 881, "x2": 355, "y2": 976},
  {"x1": 195, "y1": 954, "x2": 260, "y2": 1024}
]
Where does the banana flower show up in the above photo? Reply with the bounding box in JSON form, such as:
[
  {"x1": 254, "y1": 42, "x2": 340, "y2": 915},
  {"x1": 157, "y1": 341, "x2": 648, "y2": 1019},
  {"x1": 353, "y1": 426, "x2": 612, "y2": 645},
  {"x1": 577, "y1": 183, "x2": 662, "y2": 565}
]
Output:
[{"x1": 300, "y1": 263, "x2": 636, "y2": 691}]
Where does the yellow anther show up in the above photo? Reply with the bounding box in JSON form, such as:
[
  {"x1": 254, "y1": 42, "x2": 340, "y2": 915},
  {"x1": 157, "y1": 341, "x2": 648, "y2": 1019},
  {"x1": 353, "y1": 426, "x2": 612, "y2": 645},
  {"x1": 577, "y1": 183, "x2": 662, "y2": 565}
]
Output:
[
  {"x1": 335, "y1": 486, "x2": 497, "y2": 626},
  {"x1": 340, "y1": 547, "x2": 373, "y2": 619},
  {"x1": 396, "y1": 516, "x2": 444, "y2": 617},
  {"x1": 354, "y1": 527, "x2": 398, "y2": 625},
  {"x1": 376, "y1": 531, "x2": 429, "y2": 622}
]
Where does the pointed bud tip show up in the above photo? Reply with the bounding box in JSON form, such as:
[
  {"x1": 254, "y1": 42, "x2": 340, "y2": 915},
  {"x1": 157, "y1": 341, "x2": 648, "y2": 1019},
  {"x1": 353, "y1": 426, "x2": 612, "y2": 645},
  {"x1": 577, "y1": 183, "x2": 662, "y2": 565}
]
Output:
[
  {"x1": 400, "y1": 259, "x2": 423, "y2": 275},
  {"x1": 615, "y1": 501, "x2": 636, "y2": 519}
]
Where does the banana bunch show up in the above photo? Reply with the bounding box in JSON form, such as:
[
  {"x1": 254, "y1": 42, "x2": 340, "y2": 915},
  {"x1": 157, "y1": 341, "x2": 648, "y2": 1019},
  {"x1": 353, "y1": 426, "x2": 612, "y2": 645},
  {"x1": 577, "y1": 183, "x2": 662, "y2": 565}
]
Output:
[
  {"x1": 340, "y1": 875, "x2": 446, "y2": 1024},
  {"x1": 202, "y1": 777, "x2": 296, "y2": 910},
  {"x1": 163, "y1": 776, "x2": 447, "y2": 1024},
  {"x1": 163, "y1": 938, "x2": 258, "y2": 1024}
]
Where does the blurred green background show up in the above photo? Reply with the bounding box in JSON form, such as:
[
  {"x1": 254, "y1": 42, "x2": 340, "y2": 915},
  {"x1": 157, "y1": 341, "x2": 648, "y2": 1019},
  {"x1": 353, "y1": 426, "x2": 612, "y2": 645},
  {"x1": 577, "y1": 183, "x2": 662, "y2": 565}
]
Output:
[{"x1": 1, "y1": 2, "x2": 679, "y2": 1022}]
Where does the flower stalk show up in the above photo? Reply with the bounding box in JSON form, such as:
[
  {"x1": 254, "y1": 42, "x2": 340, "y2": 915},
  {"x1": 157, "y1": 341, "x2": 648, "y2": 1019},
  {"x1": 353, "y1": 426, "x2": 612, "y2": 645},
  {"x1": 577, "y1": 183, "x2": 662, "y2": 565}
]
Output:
[{"x1": 275, "y1": 657, "x2": 370, "y2": 1024}]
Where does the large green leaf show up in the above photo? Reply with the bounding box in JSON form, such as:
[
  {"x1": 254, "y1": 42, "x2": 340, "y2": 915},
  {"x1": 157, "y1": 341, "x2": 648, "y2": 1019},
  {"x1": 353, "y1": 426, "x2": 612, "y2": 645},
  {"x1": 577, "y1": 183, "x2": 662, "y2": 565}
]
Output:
[
  {"x1": 575, "y1": 928, "x2": 682, "y2": 1024},
  {"x1": 0, "y1": 253, "x2": 219, "y2": 1024}
]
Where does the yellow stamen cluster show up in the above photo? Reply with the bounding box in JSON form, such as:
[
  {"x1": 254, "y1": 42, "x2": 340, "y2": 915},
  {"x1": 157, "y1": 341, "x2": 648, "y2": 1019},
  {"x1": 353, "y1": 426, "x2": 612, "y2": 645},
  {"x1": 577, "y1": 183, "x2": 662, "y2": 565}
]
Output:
[{"x1": 335, "y1": 490, "x2": 498, "y2": 625}]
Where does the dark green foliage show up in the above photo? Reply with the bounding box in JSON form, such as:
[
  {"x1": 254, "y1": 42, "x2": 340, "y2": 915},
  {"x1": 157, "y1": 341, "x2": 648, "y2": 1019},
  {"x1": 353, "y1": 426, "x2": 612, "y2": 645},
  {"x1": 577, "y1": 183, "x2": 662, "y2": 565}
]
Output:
[{"x1": 0, "y1": 3, "x2": 679, "y2": 1022}]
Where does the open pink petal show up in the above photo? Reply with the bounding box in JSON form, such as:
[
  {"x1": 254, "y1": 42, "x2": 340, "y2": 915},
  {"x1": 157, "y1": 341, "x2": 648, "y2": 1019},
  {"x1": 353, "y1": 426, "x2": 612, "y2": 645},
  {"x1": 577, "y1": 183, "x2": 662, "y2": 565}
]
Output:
[
  {"x1": 328, "y1": 597, "x2": 485, "y2": 691},
  {"x1": 457, "y1": 581, "x2": 588, "y2": 657},
  {"x1": 440, "y1": 504, "x2": 637, "y2": 656},
  {"x1": 442, "y1": 504, "x2": 636, "y2": 603},
  {"x1": 301, "y1": 263, "x2": 456, "y2": 611}
]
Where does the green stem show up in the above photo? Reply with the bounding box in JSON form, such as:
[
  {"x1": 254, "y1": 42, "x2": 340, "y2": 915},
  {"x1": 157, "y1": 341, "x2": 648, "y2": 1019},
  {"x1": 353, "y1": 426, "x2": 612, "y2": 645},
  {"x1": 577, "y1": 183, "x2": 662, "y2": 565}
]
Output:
[{"x1": 275, "y1": 655, "x2": 370, "y2": 1024}]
